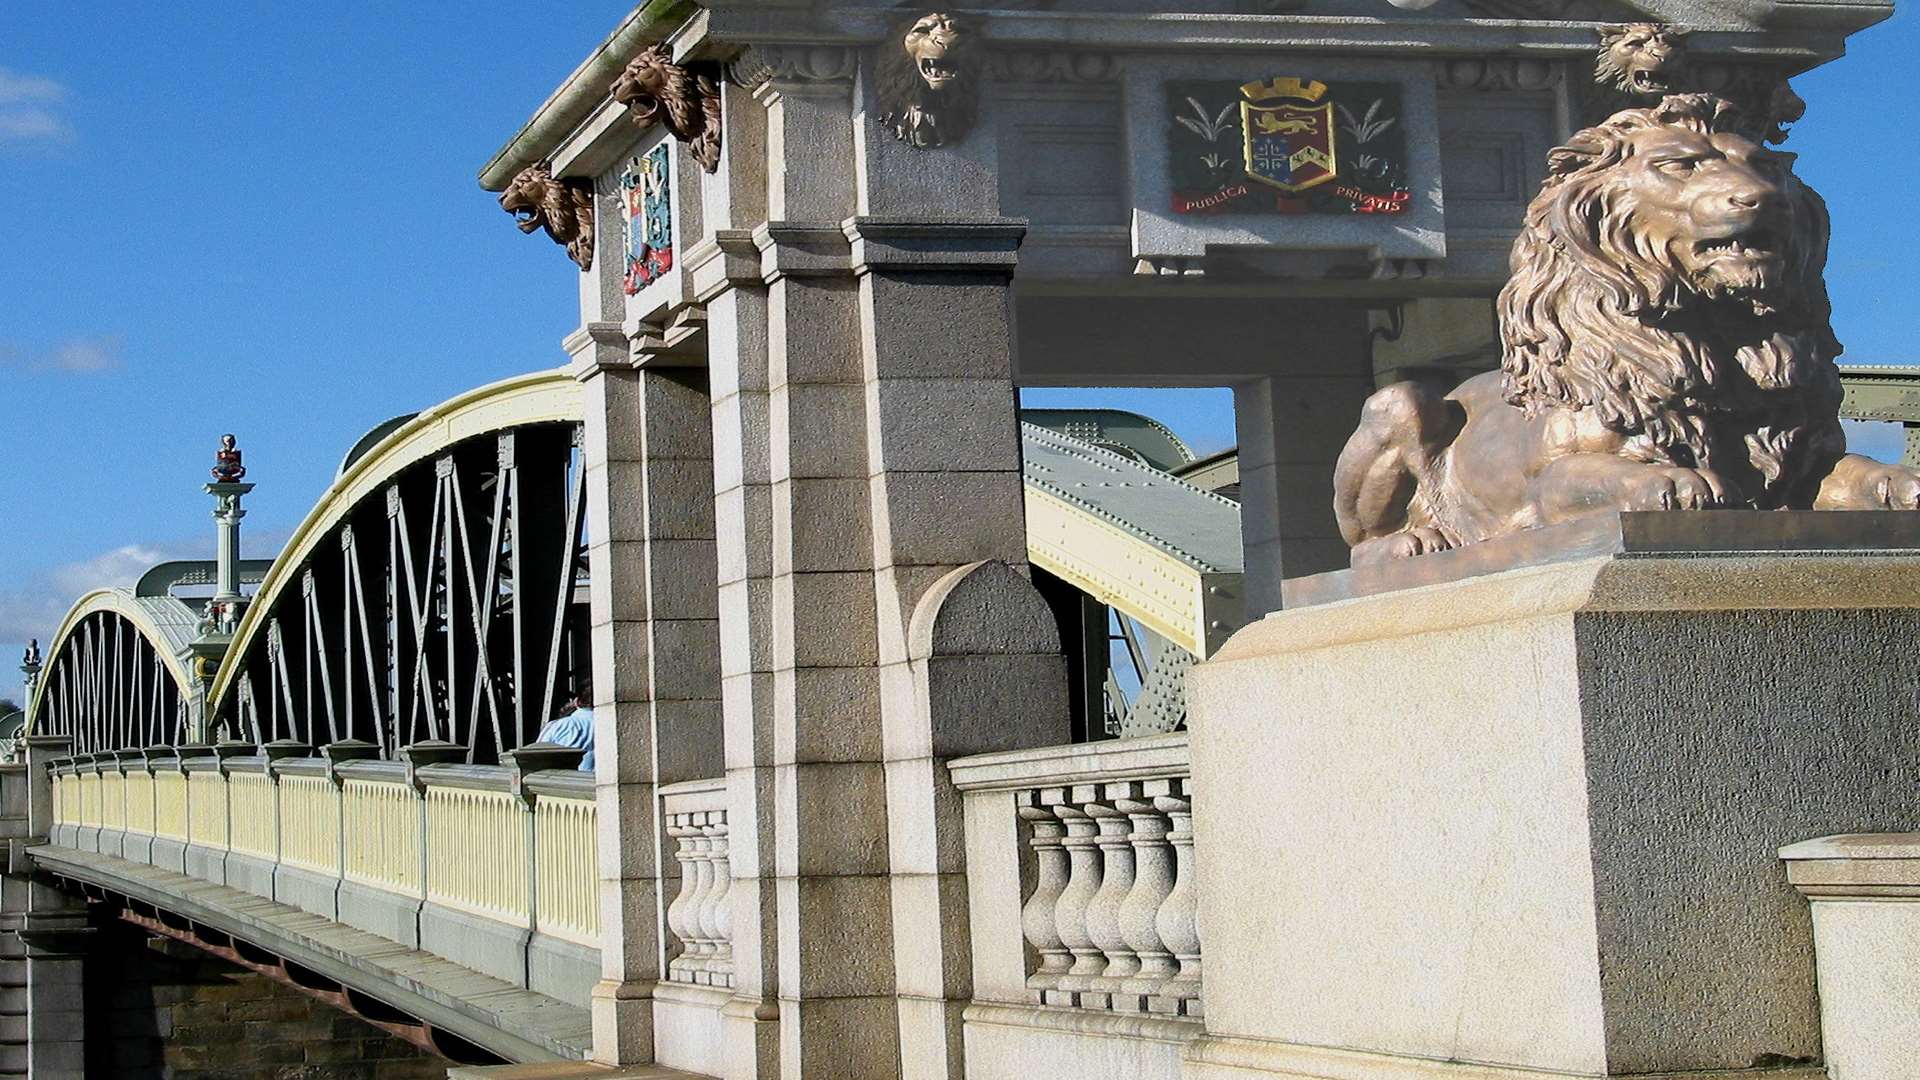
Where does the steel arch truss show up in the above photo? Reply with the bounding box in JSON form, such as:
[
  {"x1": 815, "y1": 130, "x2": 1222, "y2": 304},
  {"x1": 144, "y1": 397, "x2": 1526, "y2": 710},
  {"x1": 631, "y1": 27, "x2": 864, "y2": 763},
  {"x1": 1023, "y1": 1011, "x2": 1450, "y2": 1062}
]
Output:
[
  {"x1": 27, "y1": 597, "x2": 195, "y2": 755},
  {"x1": 223, "y1": 423, "x2": 588, "y2": 762}
]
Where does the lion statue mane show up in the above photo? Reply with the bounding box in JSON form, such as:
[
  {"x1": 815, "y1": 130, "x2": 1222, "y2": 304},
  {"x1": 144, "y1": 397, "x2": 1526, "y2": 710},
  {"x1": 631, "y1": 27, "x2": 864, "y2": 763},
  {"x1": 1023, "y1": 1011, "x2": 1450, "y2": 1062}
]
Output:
[
  {"x1": 610, "y1": 43, "x2": 723, "y2": 173},
  {"x1": 874, "y1": 12, "x2": 979, "y2": 148},
  {"x1": 1333, "y1": 94, "x2": 1920, "y2": 566},
  {"x1": 500, "y1": 164, "x2": 596, "y2": 271}
]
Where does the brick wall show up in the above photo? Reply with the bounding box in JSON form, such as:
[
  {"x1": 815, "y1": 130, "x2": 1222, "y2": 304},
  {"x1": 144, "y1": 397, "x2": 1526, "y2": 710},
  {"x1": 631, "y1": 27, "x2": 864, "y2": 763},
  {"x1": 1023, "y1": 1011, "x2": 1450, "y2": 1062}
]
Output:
[{"x1": 83, "y1": 921, "x2": 446, "y2": 1080}]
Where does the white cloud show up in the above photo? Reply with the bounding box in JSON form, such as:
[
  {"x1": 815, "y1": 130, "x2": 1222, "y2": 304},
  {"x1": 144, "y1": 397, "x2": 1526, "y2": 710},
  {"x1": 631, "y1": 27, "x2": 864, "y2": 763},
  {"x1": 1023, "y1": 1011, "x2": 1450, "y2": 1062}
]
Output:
[
  {"x1": 0, "y1": 69, "x2": 65, "y2": 104},
  {"x1": 0, "y1": 67, "x2": 72, "y2": 148},
  {"x1": 0, "y1": 335, "x2": 123, "y2": 374},
  {"x1": 0, "y1": 543, "x2": 189, "y2": 648}
]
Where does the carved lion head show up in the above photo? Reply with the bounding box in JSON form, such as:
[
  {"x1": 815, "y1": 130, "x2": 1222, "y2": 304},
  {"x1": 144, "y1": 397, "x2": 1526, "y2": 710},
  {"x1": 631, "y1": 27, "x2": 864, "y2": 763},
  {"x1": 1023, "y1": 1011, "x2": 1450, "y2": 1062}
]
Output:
[
  {"x1": 500, "y1": 164, "x2": 596, "y2": 271},
  {"x1": 1498, "y1": 94, "x2": 1837, "y2": 444},
  {"x1": 610, "y1": 44, "x2": 723, "y2": 172},
  {"x1": 1595, "y1": 23, "x2": 1690, "y2": 99},
  {"x1": 875, "y1": 12, "x2": 980, "y2": 147}
]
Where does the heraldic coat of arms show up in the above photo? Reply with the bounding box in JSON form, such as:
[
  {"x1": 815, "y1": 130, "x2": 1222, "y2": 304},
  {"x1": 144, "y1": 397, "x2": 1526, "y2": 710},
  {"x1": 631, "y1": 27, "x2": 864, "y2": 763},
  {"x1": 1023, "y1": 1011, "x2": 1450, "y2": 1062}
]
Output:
[{"x1": 1168, "y1": 75, "x2": 1410, "y2": 215}]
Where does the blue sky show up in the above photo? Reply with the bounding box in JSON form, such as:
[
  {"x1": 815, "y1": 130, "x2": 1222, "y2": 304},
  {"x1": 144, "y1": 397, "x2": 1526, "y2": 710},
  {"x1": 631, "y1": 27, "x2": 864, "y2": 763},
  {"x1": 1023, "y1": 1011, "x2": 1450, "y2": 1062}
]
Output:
[{"x1": 1, "y1": 3, "x2": 1914, "y2": 692}]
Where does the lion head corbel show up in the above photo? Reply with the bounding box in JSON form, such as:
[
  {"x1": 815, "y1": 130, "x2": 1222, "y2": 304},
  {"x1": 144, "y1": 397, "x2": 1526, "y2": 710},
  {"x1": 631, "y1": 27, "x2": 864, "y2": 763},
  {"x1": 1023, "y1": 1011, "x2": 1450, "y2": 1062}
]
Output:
[
  {"x1": 611, "y1": 44, "x2": 724, "y2": 173},
  {"x1": 1595, "y1": 23, "x2": 1691, "y2": 101},
  {"x1": 875, "y1": 13, "x2": 980, "y2": 148},
  {"x1": 500, "y1": 164, "x2": 596, "y2": 271}
]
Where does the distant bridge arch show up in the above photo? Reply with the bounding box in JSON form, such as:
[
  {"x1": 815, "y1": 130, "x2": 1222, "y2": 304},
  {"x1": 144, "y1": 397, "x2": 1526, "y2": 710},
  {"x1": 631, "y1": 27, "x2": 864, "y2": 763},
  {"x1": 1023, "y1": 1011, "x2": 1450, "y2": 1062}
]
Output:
[{"x1": 25, "y1": 589, "x2": 200, "y2": 754}]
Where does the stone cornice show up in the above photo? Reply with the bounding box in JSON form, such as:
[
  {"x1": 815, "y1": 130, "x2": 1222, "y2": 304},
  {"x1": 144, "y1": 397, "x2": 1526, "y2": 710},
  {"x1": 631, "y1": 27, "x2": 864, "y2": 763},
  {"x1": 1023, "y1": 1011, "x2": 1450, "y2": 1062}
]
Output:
[
  {"x1": 844, "y1": 218, "x2": 1028, "y2": 276},
  {"x1": 479, "y1": 0, "x2": 698, "y2": 192},
  {"x1": 752, "y1": 222, "x2": 855, "y2": 284},
  {"x1": 700, "y1": 6, "x2": 1878, "y2": 55},
  {"x1": 685, "y1": 230, "x2": 765, "y2": 302}
]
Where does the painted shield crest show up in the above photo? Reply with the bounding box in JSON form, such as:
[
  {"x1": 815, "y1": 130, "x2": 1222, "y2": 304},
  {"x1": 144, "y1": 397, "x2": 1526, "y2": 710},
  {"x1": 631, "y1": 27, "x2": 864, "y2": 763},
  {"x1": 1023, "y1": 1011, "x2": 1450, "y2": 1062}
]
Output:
[{"x1": 1242, "y1": 99, "x2": 1336, "y2": 193}]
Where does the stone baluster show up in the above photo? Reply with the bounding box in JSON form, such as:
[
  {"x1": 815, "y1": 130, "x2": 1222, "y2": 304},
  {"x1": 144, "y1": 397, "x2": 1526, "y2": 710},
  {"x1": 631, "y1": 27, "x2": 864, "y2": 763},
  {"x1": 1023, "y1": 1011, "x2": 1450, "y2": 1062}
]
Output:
[
  {"x1": 1117, "y1": 788, "x2": 1177, "y2": 999},
  {"x1": 665, "y1": 815, "x2": 700, "y2": 979},
  {"x1": 1154, "y1": 790, "x2": 1201, "y2": 1006},
  {"x1": 681, "y1": 821, "x2": 717, "y2": 974},
  {"x1": 1051, "y1": 799, "x2": 1105, "y2": 993},
  {"x1": 700, "y1": 814, "x2": 733, "y2": 981},
  {"x1": 1018, "y1": 798, "x2": 1072, "y2": 993},
  {"x1": 1085, "y1": 794, "x2": 1141, "y2": 995}
]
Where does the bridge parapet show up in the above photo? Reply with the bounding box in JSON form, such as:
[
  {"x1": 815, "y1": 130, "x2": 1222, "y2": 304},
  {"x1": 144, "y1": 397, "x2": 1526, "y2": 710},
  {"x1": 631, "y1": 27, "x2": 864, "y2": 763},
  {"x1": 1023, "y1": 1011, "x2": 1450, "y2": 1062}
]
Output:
[
  {"x1": 948, "y1": 732, "x2": 1203, "y2": 1080},
  {"x1": 40, "y1": 742, "x2": 603, "y2": 1012}
]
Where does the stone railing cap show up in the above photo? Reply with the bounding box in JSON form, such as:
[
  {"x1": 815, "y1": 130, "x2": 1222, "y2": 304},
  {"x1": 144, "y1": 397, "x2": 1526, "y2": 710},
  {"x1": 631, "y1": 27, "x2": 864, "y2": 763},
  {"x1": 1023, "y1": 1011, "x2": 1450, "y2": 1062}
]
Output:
[
  {"x1": 320, "y1": 739, "x2": 381, "y2": 763},
  {"x1": 947, "y1": 732, "x2": 1190, "y2": 793},
  {"x1": 1780, "y1": 833, "x2": 1920, "y2": 860},
  {"x1": 398, "y1": 740, "x2": 468, "y2": 767},
  {"x1": 260, "y1": 740, "x2": 312, "y2": 762},
  {"x1": 336, "y1": 759, "x2": 408, "y2": 783},
  {"x1": 414, "y1": 763, "x2": 516, "y2": 792},
  {"x1": 523, "y1": 769, "x2": 594, "y2": 800},
  {"x1": 502, "y1": 743, "x2": 585, "y2": 775}
]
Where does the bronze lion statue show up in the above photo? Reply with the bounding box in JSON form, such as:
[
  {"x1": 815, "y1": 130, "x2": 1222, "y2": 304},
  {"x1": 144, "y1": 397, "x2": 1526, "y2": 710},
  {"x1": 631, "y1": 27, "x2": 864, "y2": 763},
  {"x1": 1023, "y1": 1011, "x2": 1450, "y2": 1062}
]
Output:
[
  {"x1": 610, "y1": 43, "x2": 723, "y2": 173},
  {"x1": 499, "y1": 164, "x2": 595, "y2": 271},
  {"x1": 1334, "y1": 94, "x2": 1920, "y2": 566},
  {"x1": 874, "y1": 12, "x2": 979, "y2": 148}
]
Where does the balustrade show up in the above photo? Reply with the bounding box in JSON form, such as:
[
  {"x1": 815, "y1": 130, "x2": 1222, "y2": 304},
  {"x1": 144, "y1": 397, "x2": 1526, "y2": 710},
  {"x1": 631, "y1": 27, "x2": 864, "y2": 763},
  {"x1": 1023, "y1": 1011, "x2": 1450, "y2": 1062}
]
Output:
[
  {"x1": 951, "y1": 733, "x2": 1201, "y2": 1018},
  {"x1": 661, "y1": 778, "x2": 732, "y2": 988},
  {"x1": 31, "y1": 744, "x2": 608, "y2": 1009},
  {"x1": 530, "y1": 772, "x2": 598, "y2": 947}
]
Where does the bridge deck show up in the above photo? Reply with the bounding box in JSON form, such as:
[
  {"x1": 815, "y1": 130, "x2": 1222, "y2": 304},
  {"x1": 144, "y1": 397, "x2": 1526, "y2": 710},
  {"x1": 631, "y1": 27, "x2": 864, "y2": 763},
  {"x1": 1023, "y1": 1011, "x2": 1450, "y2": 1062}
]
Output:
[{"x1": 30, "y1": 844, "x2": 594, "y2": 1065}]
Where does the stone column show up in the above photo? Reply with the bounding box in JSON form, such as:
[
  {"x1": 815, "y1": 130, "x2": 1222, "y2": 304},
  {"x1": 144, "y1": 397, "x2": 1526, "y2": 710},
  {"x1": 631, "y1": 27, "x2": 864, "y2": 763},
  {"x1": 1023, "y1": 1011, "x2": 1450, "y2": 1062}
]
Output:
[
  {"x1": 1183, "y1": 534, "x2": 1920, "y2": 1079},
  {"x1": 688, "y1": 74, "x2": 783, "y2": 1080},
  {"x1": 748, "y1": 48, "x2": 913, "y2": 1079},
  {"x1": 575, "y1": 326, "x2": 725, "y2": 1065},
  {"x1": 702, "y1": 244, "x2": 786, "y2": 1080},
  {"x1": 19, "y1": 882, "x2": 89, "y2": 1079},
  {"x1": 849, "y1": 219, "x2": 1070, "y2": 1080},
  {"x1": 1231, "y1": 311, "x2": 1374, "y2": 615},
  {"x1": 19, "y1": 737, "x2": 69, "y2": 844}
]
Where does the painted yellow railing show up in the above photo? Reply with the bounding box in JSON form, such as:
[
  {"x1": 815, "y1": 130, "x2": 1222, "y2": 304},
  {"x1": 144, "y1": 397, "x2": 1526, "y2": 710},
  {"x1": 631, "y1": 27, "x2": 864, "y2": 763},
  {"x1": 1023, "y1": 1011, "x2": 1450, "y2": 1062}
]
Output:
[
  {"x1": 51, "y1": 772, "x2": 69, "y2": 827},
  {"x1": 187, "y1": 771, "x2": 229, "y2": 850},
  {"x1": 343, "y1": 779, "x2": 421, "y2": 895},
  {"x1": 77, "y1": 771, "x2": 100, "y2": 829},
  {"x1": 125, "y1": 769, "x2": 154, "y2": 835},
  {"x1": 100, "y1": 770, "x2": 126, "y2": 831},
  {"x1": 228, "y1": 772, "x2": 275, "y2": 859},
  {"x1": 154, "y1": 771, "x2": 187, "y2": 840},
  {"x1": 534, "y1": 795, "x2": 598, "y2": 945},
  {"x1": 427, "y1": 787, "x2": 528, "y2": 922},
  {"x1": 280, "y1": 775, "x2": 340, "y2": 875}
]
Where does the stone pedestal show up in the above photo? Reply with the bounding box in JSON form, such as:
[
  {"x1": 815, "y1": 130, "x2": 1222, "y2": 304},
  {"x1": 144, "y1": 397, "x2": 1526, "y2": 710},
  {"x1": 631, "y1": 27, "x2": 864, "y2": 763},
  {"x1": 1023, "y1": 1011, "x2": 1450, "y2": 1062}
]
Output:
[{"x1": 1183, "y1": 515, "x2": 1920, "y2": 1078}]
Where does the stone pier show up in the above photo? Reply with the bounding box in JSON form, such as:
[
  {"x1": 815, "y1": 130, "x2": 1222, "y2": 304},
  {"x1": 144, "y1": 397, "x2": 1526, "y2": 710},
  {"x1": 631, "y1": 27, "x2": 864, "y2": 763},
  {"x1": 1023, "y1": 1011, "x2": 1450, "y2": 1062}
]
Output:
[{"x1": 1185, "y1": 513, "x2": 1920, "y2": 1079}]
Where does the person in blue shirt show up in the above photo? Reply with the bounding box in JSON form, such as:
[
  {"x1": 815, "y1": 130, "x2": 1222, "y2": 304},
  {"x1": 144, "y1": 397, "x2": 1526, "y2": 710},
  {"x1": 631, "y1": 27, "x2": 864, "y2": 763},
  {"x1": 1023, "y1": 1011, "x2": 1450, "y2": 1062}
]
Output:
[{"x1": 534, "y1": 674, "x2": 596, "y2": 772}]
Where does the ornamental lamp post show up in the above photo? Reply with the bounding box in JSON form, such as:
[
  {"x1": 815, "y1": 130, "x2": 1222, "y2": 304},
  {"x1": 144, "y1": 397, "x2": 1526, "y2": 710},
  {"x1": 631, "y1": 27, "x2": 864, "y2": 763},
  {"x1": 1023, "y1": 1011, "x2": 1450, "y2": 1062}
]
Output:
[{"x1": 203, "y1": 433, "x2": 254, "y2": 636}]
